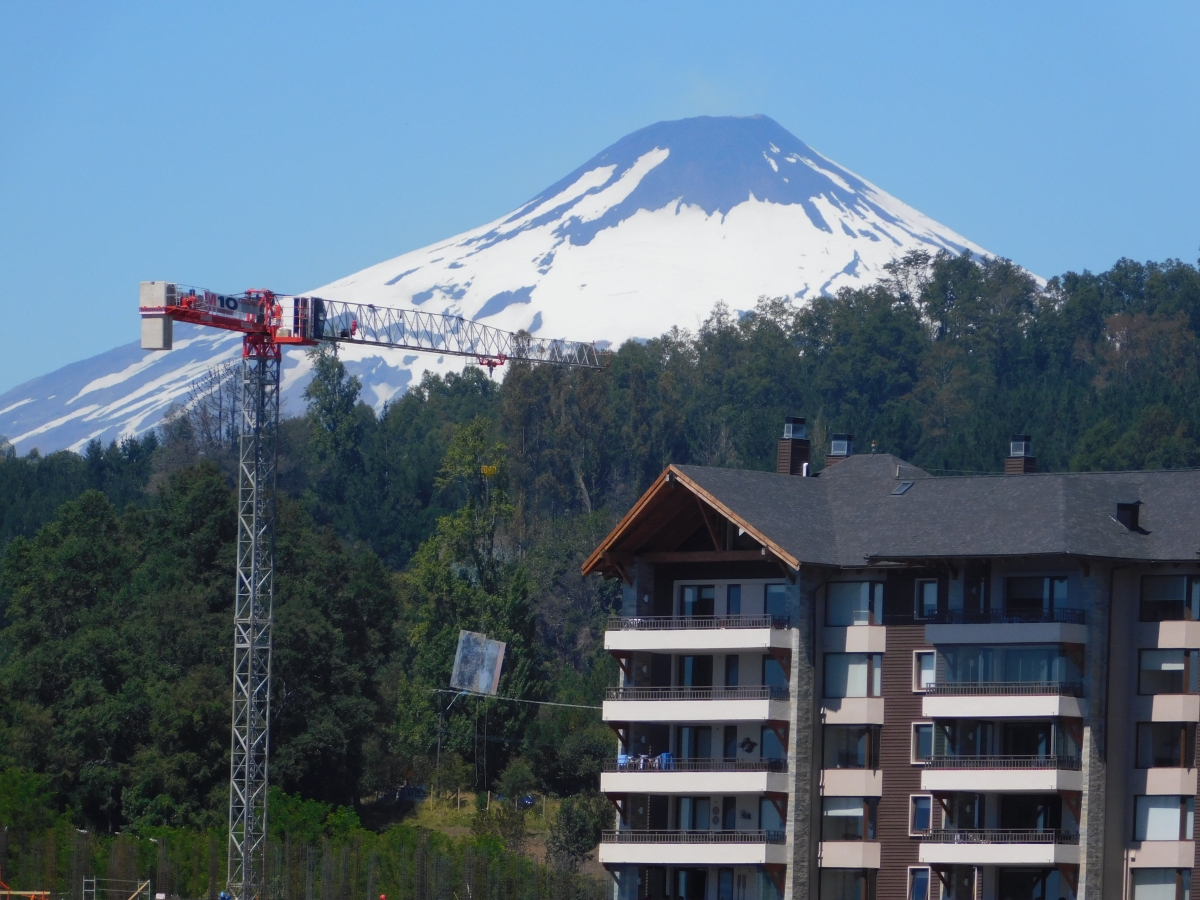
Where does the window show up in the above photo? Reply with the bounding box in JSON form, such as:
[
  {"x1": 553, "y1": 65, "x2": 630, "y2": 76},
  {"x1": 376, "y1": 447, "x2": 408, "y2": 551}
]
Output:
[
  {"x1": 766, "y1": 583, "x2": 789, "y2": 621},
  {"x1": 1142, "y1": 576, "x2": 1200, "y2": 623},
  {"x1": 914, "y1": 652, "x2": 936, "y2": 691},
  {"x1": 1132, "y1": 869, "x2": 1191, "y2": 900},
  {"x1": 910, "y1": 795, "x2": 933, "y2": 834},
  {"x1": 823, "y1": 725, "x2": 881, "y2": 769},
  {"x1": 676, "y1": 796, "x2": 712, "y2": 830},
  {"x1": 676, "y1": 726, "x2": 712, "y2": 760},
  {"x1": 676, "y1": 869, "x2": 708, "y2": 900},
  {"x1": 1006, "y1": 576, "x2": 1069, "y2": 621},
  {"x1": 1137, "y1": 722, "x2": 1196, "y2": 768},
  {"x1": 677, "y1": 654, "x2": 714, "y2": 687},
  {"x1": 821, "y1": 797, "x2": 877, "y2": 841},
  {"x1": 726, "y1": 584, "x2": 742, "y2": 616},
  {"x1": 760, "y1": 725, "x2": 786, "y2": 761},
  {"x1": 1140, "y1": 649, "x2": 1200, "y2": 694},
  {"x1": 760, "y1": 796, "x2": 783, "y2": 831},
  {"x1": 680, "y1": 585, "x2": 715, "y2": 617},
  {"x1": 723, "y1": 725, "x2": 738, "y2": 760},
  {"x1": 909, "y1": 869, "x2": 931, "y2": 900},
  {"x1": 915, "y1": 579, "x2": 939, "y2": 620},
  {"x1": 762, "y1": 654, "x2": 789, "y2": 688},
  {"x1": 724, "y1": 654, "x2": 740, "y2": 687},
  {"x1": 912, "y1": 723, "x2": 934, "y2": 763},
  {"x1": 717, "y1": 869, "x2": 734, "y2": 900},
  {"x1": 1135, "y1": 796, "x2": 1195, "y2": 841},
  {"x1": 827, "y1": 582, "x2": 883, "y2": 626},
  {"x1": 820, "y1": 870, "x2": 876, "y2": 900},
  {"x1": 824, "y1": 653, "x2": 882, "y2": 698}
]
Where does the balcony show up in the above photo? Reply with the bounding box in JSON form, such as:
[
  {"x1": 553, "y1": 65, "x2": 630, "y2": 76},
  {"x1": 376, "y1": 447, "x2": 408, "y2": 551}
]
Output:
[
  {"x1": 603, "y1": 685, "x2": 792, "y2": 724},
  {"x1": 918, "y1": 829, "x2": 1080, "y2": 866},
  {"x1": 598, "y1": 829, "x2": 789, "y2": 867},
  {"x1": 923, "y1": 608, "x2": 1087, "y2": 645},
  {"x1": 605, "y1": 615, "x2": 793, "y2": 653},
  {"x1": 600, "y1": 757, "x2": 789, "y2": 795},
  {"x1": 921, "y1": 756, "x2": 1083, "y2": 793},
  {"x1": 922, "y1": 682, "x2": 1085, "y2": 719}
]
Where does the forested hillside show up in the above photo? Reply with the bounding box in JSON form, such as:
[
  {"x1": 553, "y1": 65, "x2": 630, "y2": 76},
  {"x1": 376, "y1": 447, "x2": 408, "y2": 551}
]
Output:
[{"x1": 1, "y1": 249, "x2": 1198, "y2": 851}]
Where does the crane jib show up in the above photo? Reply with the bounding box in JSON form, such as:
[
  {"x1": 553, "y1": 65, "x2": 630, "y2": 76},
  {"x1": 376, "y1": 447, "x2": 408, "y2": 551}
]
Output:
[{"x1": 138, "y1": 282, "x2": 609, "y2": 368}]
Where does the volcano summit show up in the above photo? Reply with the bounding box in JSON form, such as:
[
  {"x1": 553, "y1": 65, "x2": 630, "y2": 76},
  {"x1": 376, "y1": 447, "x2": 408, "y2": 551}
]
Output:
[{"x1": 0, "y1": 115, "x2": 988, "y2": 454}]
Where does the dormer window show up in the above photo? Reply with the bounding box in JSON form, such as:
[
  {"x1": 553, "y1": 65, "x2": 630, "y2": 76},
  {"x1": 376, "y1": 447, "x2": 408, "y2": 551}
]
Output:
[{"x1": 1116, "y1": 501, "x2": 1142, "y2": 531}]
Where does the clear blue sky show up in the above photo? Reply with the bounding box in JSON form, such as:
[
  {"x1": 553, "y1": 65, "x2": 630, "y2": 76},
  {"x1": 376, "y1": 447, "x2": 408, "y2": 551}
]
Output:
[{"x1": 1, "y1": 2, "x2": 1197, "y2": 395}]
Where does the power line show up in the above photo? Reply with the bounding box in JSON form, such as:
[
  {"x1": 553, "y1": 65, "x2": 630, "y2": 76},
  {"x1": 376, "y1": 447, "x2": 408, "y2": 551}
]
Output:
[{"x1": 431, "y1": 688, "x2": 601, "y2": 710}]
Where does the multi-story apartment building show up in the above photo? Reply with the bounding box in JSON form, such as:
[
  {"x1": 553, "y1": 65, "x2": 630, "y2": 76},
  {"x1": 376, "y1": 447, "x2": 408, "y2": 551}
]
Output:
[{"x1": 582, "y1": 421, "x2": 1200, "y2": 900}]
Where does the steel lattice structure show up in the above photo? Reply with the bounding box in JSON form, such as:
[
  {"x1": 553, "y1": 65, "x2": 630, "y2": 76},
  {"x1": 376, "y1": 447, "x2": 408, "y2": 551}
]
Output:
[
  {"x1": 137, "y1": 282, "x2": 606, "y2": 900},
  {"x1": 314, "y1": 298, "x2": 606, "y2": 368},
  {"x1": 228, "y1": 342, "x2": 279, "y2": 900}
]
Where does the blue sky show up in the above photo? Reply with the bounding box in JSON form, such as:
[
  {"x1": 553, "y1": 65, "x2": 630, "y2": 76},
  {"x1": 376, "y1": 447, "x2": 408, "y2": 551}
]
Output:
[{"x1": 1, "y1": 2, "x2": 1198, "y2": 395}]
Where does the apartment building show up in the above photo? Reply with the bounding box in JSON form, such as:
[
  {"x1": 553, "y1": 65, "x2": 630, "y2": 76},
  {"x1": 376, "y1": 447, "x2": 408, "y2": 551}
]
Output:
[{"x1": 582, "y1": 422, "x2": 1200, "y2": 900}]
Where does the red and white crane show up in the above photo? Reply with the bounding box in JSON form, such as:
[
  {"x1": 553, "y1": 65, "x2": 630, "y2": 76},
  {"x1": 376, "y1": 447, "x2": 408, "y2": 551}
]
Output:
[{"x1": 139, "y1": 282, "x2": 607, "y2": 900}]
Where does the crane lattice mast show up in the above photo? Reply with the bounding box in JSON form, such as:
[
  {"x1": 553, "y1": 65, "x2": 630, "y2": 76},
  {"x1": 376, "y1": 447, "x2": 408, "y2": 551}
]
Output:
[{"x1": 138, "y1": 282, "x2": 607, "y2": 900}]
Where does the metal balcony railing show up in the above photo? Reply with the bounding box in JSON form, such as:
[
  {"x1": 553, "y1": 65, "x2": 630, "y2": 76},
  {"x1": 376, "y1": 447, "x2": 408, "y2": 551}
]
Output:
[
  {"x1": 923, "y1": 755, "x2": 1082, "y2": 771},
  {"x1": 605, "y1": 685, "x2": 791, "y2": 702},
  {"x1": 919, "y1": 829, "x2": 1078, "y2": 845},
  {"x1": 610, "y1": 614, "x2": 792, "y2": 630},
  {"x1": 604, "y1": 758, "x2": 788, "y2": 773},
  {"x1": 601, "y1": 830, "x2": 786, "y2": 845},
  {"x1": 923, "y1": 608, "x2": 1086, "y2": 626},
  {"x1": 924, "y1": 681, "x2": 1084, "y2": 697}
]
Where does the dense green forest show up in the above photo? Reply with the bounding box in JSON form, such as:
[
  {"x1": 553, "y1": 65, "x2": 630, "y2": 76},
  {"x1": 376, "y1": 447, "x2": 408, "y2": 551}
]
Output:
[{"x1": 1, "y1": 250, "x2": 1199, "y2": 885}]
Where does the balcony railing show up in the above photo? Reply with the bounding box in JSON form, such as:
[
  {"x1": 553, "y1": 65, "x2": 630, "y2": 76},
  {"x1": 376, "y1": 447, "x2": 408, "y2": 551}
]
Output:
[
  {"x1": 605, "y1": 757, "x2": 788, "y2": 773},
  {"x1": 602, "y1": 830, "x2": 786, "y2": 845},
  {"x1": 925, "y1": 608, "x2": 1086, "y2": 626},
  {"x1": 610, "y1": 614, "x2": 791, "y2": 630},
  {"x1": 924, "y1": 755, "x2": 1082, "y2": 771},
  {"x1": 919, "y1": 829, "x2": 1078, "y2": 845},
  {"x1": 605, "y1": 685, "x2": 791, "y2": 702},
  {"x1": 924, "y1": 681, "x2": 1084, "y2": 698}
]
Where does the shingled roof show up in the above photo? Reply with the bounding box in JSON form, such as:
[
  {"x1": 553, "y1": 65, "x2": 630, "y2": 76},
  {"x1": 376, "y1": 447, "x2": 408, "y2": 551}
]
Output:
[{"x1": 582, "y1": 453, "x2": 1200, "y2": 577}]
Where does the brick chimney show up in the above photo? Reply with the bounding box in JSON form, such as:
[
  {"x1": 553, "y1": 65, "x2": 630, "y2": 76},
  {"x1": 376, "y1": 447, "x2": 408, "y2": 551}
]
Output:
[
  {"x1": 1005, "y1": 434, "x2": 1037, "y2": 474},
  {"x1": 776, "y1": 416, "x2": 810, "y2": 476},
  {"x1": 825, "y1": 433, "x2": 854, "y2": 469}
]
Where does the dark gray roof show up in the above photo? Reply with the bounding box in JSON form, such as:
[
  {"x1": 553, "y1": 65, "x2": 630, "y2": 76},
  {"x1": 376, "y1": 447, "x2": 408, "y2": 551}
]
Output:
[{"x1": 676, "y1": 454, "x2": 1200, "y2": 566}]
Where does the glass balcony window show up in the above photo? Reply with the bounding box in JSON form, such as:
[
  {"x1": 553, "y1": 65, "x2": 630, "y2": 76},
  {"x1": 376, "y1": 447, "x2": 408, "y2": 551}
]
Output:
[
  {"x1": 938, "y1": 645, "x2": 1081, "y2": 689},
  {"x1": 915, "y1": 579, "x2": 939, "y2": 620},
  {"x1": 1141, "y1": 576, "x2": 1200, "y2": 623},
  {"x1": 824, "y1": 724, "x2": 881, "y2": 769},
  {"x1": 1135, "y1": 796, "x2": 1195, "y2": 841},
  {"x1": 826, "y1": 582, "x2": 883, "y2": 626},
  {"x1": 1139, "y1": 649, "x2": 1200, "y2": 695},
  {"x1": 824, "y1": 653, "x2": 882, "y2": 698},
  {"x1": 1136, "y1": 722, "x2": 1196, "y2": 768},
  {"x1": 821, "y1": 797, "x2": 877, "y2": 841},
  {"x1": 1131, "y1": 868, "x2": 1191, "y2": 900},
  {"x1": 820, "y1": 869, "x2": 876, "y2": 900},
  {"x1": 1006, "y1": 576, "x2": 1072, "y2": 622}
]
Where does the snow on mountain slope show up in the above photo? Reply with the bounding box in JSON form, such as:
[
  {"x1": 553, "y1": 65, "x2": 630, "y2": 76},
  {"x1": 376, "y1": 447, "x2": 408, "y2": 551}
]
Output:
[{"x1": 0, "y1": 114, "x2": 989, "y2": 455}]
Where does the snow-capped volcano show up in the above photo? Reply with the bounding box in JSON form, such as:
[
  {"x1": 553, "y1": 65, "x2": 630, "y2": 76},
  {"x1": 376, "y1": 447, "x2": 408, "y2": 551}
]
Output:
[{"x1": 0, "y1": 115, "x2": 988, "y2": 455}]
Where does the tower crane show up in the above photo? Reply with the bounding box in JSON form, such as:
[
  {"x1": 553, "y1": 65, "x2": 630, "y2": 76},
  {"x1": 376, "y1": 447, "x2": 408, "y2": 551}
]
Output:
[{"x1": 138, "y1": 282, "x2": 607, "y2": 900}]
